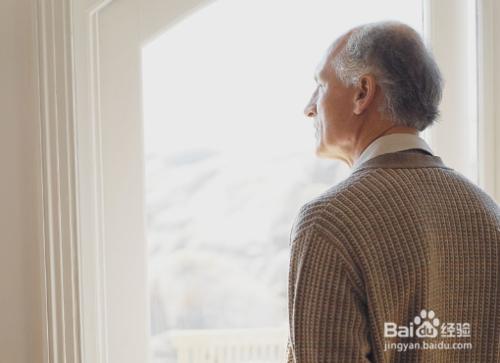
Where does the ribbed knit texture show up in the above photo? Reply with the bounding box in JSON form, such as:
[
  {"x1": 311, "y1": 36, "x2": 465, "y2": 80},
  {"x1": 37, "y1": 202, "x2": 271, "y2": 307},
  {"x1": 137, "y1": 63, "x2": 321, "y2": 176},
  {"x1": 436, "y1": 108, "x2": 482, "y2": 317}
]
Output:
[{"x1": 286, "y1": 150, "x2": 500, "y2": 363}]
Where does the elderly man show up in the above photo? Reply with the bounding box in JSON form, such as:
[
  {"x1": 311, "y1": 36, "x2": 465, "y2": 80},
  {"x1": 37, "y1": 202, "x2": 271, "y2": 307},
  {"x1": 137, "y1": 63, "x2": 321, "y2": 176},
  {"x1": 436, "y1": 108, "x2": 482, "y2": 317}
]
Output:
[{"x1": 286, "y1": 21, "x2": 500, "y2": 362}]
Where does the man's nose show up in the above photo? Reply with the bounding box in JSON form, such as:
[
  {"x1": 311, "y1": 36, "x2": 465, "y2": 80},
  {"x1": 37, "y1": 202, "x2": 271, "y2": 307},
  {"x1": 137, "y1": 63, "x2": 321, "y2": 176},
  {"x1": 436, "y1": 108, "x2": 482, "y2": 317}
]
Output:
[{"x1": 304, "y1": 102, "x2": 317, "y2": 118}]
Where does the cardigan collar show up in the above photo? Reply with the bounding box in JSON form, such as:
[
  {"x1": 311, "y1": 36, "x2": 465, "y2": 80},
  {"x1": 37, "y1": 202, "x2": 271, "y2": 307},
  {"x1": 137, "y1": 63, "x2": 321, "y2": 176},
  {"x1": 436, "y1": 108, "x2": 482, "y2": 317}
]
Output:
[
  {"x1": 352, "y1": 133, "x2": 434, "y2": 170},
  {"x1": 350, "y1": 149, "x2": 452, "y2": 175}
]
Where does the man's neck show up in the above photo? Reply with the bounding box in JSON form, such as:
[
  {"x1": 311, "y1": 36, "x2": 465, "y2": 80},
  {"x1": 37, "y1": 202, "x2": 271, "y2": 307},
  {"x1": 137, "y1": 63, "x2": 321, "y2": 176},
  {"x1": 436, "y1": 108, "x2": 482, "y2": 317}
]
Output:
[{"x1": 349, "y1": 125, "x2": 418, "y2": 167}]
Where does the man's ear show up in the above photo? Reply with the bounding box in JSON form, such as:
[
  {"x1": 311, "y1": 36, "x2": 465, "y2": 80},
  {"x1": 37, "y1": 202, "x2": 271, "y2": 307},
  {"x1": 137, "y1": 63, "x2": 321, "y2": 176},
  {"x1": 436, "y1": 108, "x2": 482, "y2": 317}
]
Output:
[{"x1": 353, "y1": 74, "x2": 377, "y2": 115}]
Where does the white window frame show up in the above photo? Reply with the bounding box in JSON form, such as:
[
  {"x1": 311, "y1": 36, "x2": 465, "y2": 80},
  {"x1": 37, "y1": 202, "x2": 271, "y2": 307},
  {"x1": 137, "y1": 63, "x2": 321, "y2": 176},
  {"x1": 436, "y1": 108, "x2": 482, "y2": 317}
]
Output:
[
  {"x1": 36, "y1": 0, "x2": 500, "y2": 362},
  {"x1": 422, "y1": 0, "x2": 478, "y2": 183},
  {"x1": 423, "y1": 0, "x2": 499, "y2": 196},
  {"x1": 476, "y1": 0, "x2": 500, "y2": 199}
]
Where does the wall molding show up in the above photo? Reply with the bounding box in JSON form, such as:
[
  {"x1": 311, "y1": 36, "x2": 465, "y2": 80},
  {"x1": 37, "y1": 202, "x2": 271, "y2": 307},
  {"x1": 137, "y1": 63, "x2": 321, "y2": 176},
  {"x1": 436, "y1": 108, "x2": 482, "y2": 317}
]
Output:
[
  {"x1": 36, "y1": 0, "x2": 114, "y2": 362},
  {"x1": 35, "y1": 0, "x2": 82, "y2": 361}
]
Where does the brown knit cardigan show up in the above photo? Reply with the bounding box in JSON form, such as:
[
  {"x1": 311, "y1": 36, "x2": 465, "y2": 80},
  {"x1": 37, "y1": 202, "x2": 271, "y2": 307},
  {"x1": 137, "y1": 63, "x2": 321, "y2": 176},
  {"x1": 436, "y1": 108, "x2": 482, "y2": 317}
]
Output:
[{"x1": 286, "y1": 150, "x2": 500, "y2": 362}]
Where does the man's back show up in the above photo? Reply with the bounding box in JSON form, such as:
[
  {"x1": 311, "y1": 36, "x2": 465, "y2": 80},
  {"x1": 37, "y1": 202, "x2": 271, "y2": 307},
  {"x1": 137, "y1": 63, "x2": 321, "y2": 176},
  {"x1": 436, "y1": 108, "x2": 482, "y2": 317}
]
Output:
[{"x1": 287, "y1": 150, "x2": 500, "y2": 362}]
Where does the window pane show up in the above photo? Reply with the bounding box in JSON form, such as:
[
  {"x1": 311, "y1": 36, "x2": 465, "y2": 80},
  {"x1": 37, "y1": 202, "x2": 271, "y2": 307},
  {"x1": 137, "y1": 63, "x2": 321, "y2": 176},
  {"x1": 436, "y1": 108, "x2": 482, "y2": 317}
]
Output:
[{"x1": 142, "y1": 1, "x2": 423, "y2": 362}]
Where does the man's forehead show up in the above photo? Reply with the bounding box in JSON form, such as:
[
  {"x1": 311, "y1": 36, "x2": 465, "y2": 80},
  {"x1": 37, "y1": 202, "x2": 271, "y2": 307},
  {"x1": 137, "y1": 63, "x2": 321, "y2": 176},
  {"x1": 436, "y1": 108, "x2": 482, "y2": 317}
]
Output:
[
  {"x1": 314, "y1": 62, "x2": 327, "y2": 81},
  {"x1": 314, "y1": 31, "x2": 351, "y2": 81},
  {"x1": 314, "y1": 55, "x2": 333, "y2": 82},
  {"x1": 314, "y1": 46, "x2": 334, "y2": 79}
]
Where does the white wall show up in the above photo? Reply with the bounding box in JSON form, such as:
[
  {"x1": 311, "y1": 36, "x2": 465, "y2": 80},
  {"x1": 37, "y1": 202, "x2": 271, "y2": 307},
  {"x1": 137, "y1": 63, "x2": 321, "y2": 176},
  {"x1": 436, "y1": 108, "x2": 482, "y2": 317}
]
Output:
[{"x1": 0, "y1": 0, "x2": 45, "y2": 362}]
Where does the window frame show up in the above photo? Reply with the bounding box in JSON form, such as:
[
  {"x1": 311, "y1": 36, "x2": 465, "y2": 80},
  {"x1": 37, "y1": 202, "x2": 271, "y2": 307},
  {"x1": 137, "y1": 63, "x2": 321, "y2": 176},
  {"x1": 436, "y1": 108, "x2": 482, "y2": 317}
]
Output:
[{"x1": 37, "y1": 0, "x2": 500, "y2": 362}]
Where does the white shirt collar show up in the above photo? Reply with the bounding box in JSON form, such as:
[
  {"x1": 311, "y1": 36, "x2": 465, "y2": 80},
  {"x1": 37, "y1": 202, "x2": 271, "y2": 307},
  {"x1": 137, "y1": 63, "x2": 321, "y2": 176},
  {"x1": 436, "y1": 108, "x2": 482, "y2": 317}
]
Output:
[{"x1": 351, "y1": 133, "x2": 434, "y2": 170}]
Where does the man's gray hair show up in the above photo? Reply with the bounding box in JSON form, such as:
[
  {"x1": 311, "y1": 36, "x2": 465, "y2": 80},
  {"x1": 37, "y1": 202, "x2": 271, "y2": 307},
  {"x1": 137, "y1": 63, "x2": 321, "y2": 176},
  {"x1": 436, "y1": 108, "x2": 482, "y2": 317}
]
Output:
[{"x1": 332, "y1": 21, "x2": 443, "y2": 131}]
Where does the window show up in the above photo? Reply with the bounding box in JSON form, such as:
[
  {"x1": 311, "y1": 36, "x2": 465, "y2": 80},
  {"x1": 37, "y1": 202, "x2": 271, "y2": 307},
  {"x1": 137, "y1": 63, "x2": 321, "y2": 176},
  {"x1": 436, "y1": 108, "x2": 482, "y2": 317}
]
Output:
[{"x1": 142, "y1": 1, "x2": 424, "y2": 362}]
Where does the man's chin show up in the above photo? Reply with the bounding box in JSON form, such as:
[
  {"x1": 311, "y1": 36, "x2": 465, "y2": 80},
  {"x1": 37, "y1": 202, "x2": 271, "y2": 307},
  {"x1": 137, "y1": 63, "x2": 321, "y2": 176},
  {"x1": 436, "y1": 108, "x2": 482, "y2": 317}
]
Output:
[
  {"x1": 315, "y1": 147, "x2": 335, "y2": 160},
  {"x1": 315, "y1": 149, "x2": 329, "y2": 159},
  {"x1": 315, "y1": 145, "x2": 345, "y2": 162}
]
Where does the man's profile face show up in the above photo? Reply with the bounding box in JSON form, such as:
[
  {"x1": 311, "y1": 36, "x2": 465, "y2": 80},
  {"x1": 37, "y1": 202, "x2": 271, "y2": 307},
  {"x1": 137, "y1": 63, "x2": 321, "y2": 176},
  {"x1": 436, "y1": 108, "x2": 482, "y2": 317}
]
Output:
[{"x1": 304, "y1": 40, "x2": 356, "y2": 160}]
